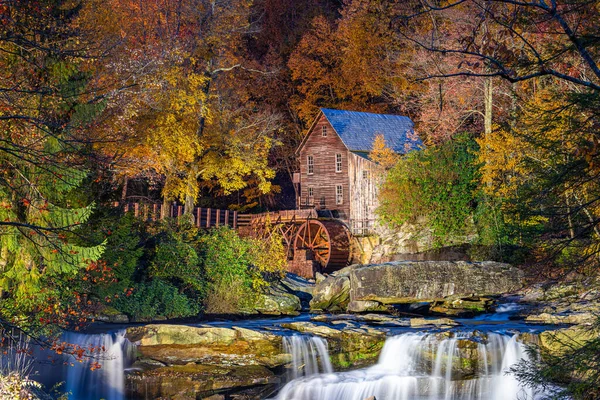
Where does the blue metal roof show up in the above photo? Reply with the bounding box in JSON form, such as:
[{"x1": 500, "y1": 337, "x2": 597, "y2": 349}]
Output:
[{"x1": 321, "y1": 108, "x2": 423, "y2": 153}]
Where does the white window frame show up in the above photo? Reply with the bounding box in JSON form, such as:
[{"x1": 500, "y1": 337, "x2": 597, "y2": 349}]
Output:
[
  {"x1": 362, "y1": 170, "x2": 369, "y2": 179},
  {"x1": 307, "y1": 155, "x2": 314, "y2": 175},
  {"x1": 308, "y1": 187, "x2": 314, "y2": 197},
  {"x1": 322, "y1": 125, "x2": 327, "y2": 137},
  {"x1": 335, "y1": 154, "x2": 342, "y2": 173},
  {"x1": 336, "y1": 185, "x2": 343, "y2": 205}
]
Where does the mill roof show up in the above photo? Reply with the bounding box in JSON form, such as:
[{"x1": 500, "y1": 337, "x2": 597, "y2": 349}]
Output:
[{"x1": 320, "y1": 108, "x2": 423, "y2": 153}]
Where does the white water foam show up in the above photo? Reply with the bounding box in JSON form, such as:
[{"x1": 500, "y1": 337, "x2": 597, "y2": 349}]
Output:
[
  {"x1": 276, "y1": 332, "x2": 541, "y2": 400},
  {"x1": 60, "y1": 330, "x2": 133, "y2": 400},
  {"x1": 283, "y1": 335, "x2": 333, "y2": 380}
]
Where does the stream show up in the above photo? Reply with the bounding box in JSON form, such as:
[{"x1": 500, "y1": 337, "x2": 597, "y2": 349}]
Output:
[{"x1": 30, "y1": 305, "x2": 554, "y2": 400}]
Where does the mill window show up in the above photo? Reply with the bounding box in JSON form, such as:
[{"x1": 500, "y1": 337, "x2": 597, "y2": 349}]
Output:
[
  {"x1": 307, "y1": 155, "x2": 314, "y2": 174},
  {"x1": 336, "y1": 154, "x2": 342, "y2": 173},
  {"x1": 308, "y1": 187, "x2": 314, "y2": 197},
  {"x1": 322, "y1": 126, "x2": 328, "y2": 137},
  {"x1": 336, "y1": 185, "x2": 343, "y2": 205}
]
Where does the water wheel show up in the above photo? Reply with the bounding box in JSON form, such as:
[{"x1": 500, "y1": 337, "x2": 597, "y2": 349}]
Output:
[{"x1": 294, "y1": 220, "x2": 351, "y2": 272}]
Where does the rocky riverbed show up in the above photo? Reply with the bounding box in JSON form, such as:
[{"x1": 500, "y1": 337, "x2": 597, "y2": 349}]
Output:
[{"x1": 31, "y1": 261, "x2": 600, "y2": 399}]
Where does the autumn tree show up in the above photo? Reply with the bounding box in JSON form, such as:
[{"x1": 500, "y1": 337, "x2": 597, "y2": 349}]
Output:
[
  {"x1": 0, "y1": 0, "x2": 107, "y2": 334},
  {"x1": 82, "y1": 0, "x2": 282, "y2": 213},
  {"x1": 288, "y1": 0, "x2": 422, "y2": 125}
]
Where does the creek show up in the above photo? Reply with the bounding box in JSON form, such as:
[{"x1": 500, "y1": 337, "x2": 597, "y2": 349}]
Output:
[{"x1": 31, "y1": 306, "x2": 553, "y2": 400}]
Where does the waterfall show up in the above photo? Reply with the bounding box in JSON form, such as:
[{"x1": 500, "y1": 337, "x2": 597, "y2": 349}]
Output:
[
  {"x1": 283, "y1": 335, "x2": 333, "y2": 380},
  {"x1": 276, "y1": 332, "x2": 541, "y2": 400},
  {"x1": 33, "y1": 330, "x2": 133, "y2": 400},
  {"x1": 61, "y1": 330, "x2": 133, "y2": 400}
]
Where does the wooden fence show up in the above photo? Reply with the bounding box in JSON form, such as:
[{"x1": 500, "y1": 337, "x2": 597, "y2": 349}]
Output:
[{"x1": 114, "y1": 202, "x2": 241, "y2": 229}]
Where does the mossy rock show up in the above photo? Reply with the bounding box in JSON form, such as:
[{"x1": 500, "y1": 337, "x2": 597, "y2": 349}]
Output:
[{"x1": 126, "y1": 364, "x2": 278, "y2": 399}]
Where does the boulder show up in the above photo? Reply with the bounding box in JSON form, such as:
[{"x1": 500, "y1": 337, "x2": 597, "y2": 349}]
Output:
[
  {"x1": 347, "y1": 300, "x2": 388, "y2": 313},
  {"x1": 525, "y1": 312, "x2": 596, "y2": 325},
  {"x1": 310, "y1": 274, "x2": 351, "y2": 312},
  {"x1": 280, "y1": 273, "x2": 314, "y2": 307},
  {"x1": 126, "y1": 325, "x2": 287, "y2": 368},
  {"x1": 126, "y1": 364, "x2": 278, "y2": 400},
  {"x1": 127, "y1": 325, "x2": 237, "y2": 346},
  {"x1": 429, "y1": 296, "x2": 495, "y2": 317},
  {"x1": 539, "y1": 325, "x2": 599, "y2": 356},
  {"x1": 410, "y1": 317, "x2": 460, "y2": 328},
  {"x1": 280, "y1": 321, "x2": 341, "y2": 338},
  {"x1": 252, "y1": 283, "x2": 301, "y2": 315},
  {"x1": 349, "y1": 261, "x2": 523, "y2": 304}
]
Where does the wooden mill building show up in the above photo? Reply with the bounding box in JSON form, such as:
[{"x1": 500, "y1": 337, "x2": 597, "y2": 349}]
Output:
[{"x1": 295, "y1": 108, "x2": 423, "y2": 236}]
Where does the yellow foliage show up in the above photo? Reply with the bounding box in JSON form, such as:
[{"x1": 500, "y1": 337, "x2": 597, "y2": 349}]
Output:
[{"x1": 370, "y1": 134, "x2": 399, "y2": 171}]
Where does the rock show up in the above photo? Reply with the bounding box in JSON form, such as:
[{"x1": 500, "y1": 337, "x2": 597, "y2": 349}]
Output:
[
  {"x1": 280, "y1": 273, "x2": 314, "y2": 305},
  {"x1": 310, "y1": 274, "x2": 351, "y2": 312},
  {"x1": 92, "y1": 305, "x2": 129, "y2": 323},
  {"x1": 410, "y1": 318, "x2": 460, "y2": 328},
  {"x1": 525, "y1": 312, "x2": 596, "y2": 325},
  {"x1": 539, "y1": 325, "x2": 599, "y2": 356},
  {"x1": 281, "y1": 321, "x2": 341, "y2": 338},
  {"x1": 281, "y1": 320, "x2": 387, "y2": 370},
  {"x1": 126, "y1": 364, "x2": 278, "y2": 400},
  {"x1": 127, "y1": 325, "x2": 237, "y2": 346},
  {"x1": 347, "y1": 300, "x2": 387, "y2": 313},
  {"x1": 126, "y1": 325, "x2": 287, "y2": 368},
  {"x1": 429, "y1": 296, "x2": 494, "y2": 317},
  {"x1": 252, "y1": 283, "x2": 301, "y2": 315},
  {"x1": 349, "y1": 261, "x2": 523, "y2": 305},
  {"x1": 315, "y1": 272, "x2": 326, "y2": 284}
]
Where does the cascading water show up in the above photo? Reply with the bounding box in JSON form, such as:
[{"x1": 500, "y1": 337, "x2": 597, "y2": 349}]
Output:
[
  {"x1": 275, "y1": 332, "x2": 541, "y2": 400},
  {"x1": 34, "y1": 330, "x2": 133, "y2": 400},
  {"x1": 283, "y1": 335, "x2": 333, "y2": 380}
]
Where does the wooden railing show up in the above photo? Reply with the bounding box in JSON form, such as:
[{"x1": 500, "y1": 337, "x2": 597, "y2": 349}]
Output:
[
  {"x1": 114, "y1": 202, "x2": 238, "y2": 229},
  {"x1": 249, "y1": 209, "x2": 318, "y2": 225}
]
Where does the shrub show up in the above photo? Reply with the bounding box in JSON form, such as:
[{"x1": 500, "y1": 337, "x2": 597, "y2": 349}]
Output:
[
  {"x1": 199, "y1": 226, "x2": 286, "y2": 313},
  {"x1": 148, "y1": 220, "x2": 205, "y2": 294},
  {"x1": 379, "y1": 134, "x2": 509, "y2": 250},
  {"x1": 114, "y1": 279, "x2": 199, "y2": 320}
]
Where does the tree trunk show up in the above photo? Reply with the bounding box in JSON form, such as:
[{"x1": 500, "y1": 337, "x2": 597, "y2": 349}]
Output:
[
  {"x1": 484, "y1": 77, "x2": 493, "y2": 137},
  {"x1": 121, "y1": 176, "x2": 128, "y2": 202},
  {"x1": 565, "y1": 194, "x2": 575, "y2": 239},
  {"x1": 184, "y1": 71, "x2": 212, "y2": 215},
  {"x1": 183, "y1": 165, "x2": 198, "y2": 215}
]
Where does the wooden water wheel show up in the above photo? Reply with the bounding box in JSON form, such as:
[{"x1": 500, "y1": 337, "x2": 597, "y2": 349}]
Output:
[{"x1": 294, "y1": 220, "x2": 351, "y2": 272}]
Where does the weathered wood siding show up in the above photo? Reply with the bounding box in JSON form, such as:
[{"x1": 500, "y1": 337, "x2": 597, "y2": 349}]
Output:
[
  {"x1": 348, "y1": 152, "x2": 380, "y2": 234},
  {"x1": 298, "y1": 115, "x2": 350, "y2": 219}
]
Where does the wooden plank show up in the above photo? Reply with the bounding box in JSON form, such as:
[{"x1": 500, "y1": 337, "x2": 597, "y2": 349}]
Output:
[
  {"x1": 233, "y1": 211, "x2": 238, "y2": 229},
  {"x1": 225, "y1": 210, "x2": 229, "y2": 227},
  {"x1": 134, "y1": 203, "x2": 139, "y2": 217},
  {"x1": 196, "y1": 208, "x2": 201, "y2": 228},
  {"x1": 206, "y1": 208, "x2": 211, "y2": 228},
  {"x1": 216, "y1": 209, "x2": 220, "y2": 227}
]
